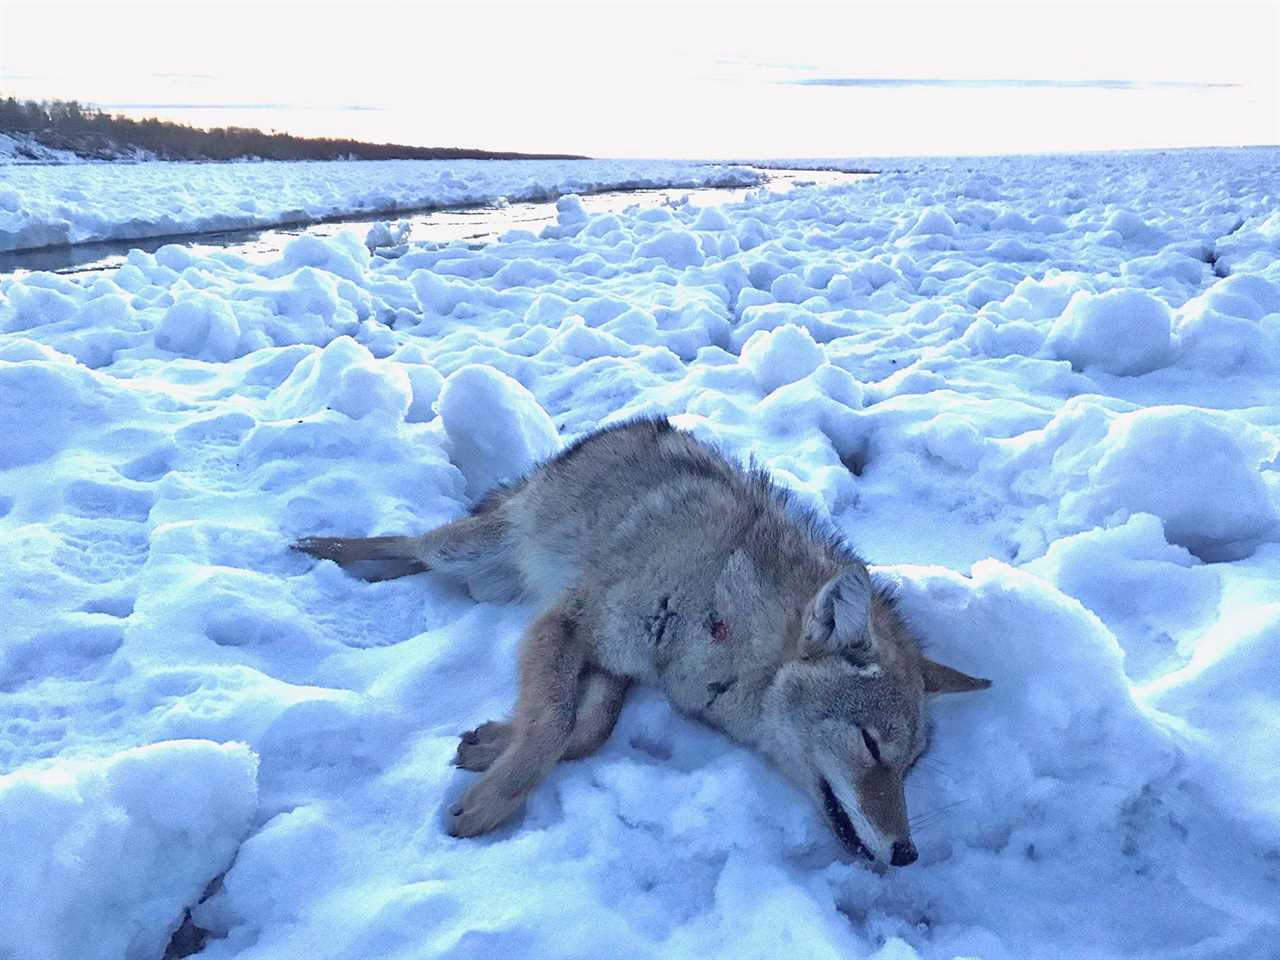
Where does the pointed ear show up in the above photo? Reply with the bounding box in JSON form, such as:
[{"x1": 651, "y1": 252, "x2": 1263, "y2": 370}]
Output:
[
  {"x1": 921, "y1": 657, "x2": 992, "y2": 695},
  {"x1": 800, "y1": 567, "x2": 874, "y2": 662}
]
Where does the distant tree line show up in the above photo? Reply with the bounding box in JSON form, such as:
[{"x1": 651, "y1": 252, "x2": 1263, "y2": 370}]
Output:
[{"x1": 0, "y1": 95, "x2": 586, "y2": 161}]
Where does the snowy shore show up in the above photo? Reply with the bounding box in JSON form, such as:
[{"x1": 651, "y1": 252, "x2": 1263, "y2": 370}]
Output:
[
  {"x1": 0, "y1": 158, "x2": 761, "y2": 254},
  {"x1": 1, "y1": 147, "x2": 1278, "y2": 959}
]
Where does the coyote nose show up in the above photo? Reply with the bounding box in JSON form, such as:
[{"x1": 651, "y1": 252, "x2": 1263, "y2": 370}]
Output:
[{"x1": 890, "y1": 840, "x2": 918, "y2": 867}]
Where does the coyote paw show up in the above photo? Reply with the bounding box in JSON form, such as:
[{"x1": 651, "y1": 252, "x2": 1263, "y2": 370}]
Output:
[
  {"x1": 453, "y1": 721, "x2": 512, "y2": 772},
  {"x1": 446, "y1": 770, "x2": 528, "y2": 837}
]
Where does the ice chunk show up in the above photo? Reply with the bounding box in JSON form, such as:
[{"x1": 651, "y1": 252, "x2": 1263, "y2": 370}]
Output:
[
  {"x1": 556, "y1": 194, "x2": 588, "y2": 226},
  {"x1": 1102, "y1": 209, "x2": 1170, "y2": 248},
  {"x1": 4, "y1": 279, "x2": 81, "y2": 331},
  {"x1": 364, "y1": 219, "x2": 411, "y2": 251},
  {"x1": 270, "y1": 232, "x2": 370, "y2": 284},
  {"x1": 692, "y1": 206, "x2": 731, "y2": 232}
]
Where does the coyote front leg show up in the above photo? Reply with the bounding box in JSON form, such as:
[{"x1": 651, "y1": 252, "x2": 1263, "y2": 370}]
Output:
[
  {"x1": 447, "y1": 595, "x2": 588, "y2": 837},
  {"x1": 454, "y1": 668, "x2": 629, "y2": 771},
  {"x1": 562, "y1": 669, "x2": 629, "y2": 760}
]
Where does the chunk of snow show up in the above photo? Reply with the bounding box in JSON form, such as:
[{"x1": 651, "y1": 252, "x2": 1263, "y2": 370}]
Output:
[
  {"x1": 268, "y1": 336, "x2": 412, "y2": 421},
  {"x1": 739, "y1": 323, "x2": 824, "y2": 394},
  {"x1": 156, "y1": 293, "x2": 243, "y2": 361},
  {"x1": 905, "y1": 207, "x2": 957, "y2": 237},
  {"x1": 436, "y1": 364, "x2": 561, "y2": 496},
  {"x1": 636, "y1": 229, "x2": 705, "y2": 268},
  {"x1": 1045, "y1": 288, "x2": 1173, "y2": 375}
]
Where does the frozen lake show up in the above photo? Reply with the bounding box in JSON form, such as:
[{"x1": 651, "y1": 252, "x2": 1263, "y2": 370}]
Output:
[
  {"x1": 0, "y1": 167, "x2": 865, "y2": 276},
  {"x1": 3, "y1": 147, "x2": 1278, "y2": 960}
]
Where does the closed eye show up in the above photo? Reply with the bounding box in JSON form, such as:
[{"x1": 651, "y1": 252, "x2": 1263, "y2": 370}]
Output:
[{"x1": 860, "y1": 728, "x2": 881, "y2": 763}]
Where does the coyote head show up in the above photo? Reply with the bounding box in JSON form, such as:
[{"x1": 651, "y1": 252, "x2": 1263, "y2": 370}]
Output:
[{"x1": 759, "y1": 567, "x2": 989, "y2": 867}]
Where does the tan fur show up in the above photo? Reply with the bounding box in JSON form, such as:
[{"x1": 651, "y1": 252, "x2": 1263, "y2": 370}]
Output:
[{"x1": 294, "y1": 417, "x2": 989, "y2": 865}]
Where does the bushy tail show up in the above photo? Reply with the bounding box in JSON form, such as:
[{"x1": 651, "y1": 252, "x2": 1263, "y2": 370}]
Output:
[
  {"x1": 292, "y1": 535, "x2": 428, "y2": 581},
  {"x1": 292, "y1": 513, "x2": 524, "y2": 600}
]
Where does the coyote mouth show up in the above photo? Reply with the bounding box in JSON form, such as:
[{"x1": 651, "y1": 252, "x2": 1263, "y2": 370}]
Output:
[{"x1": 820, "y1": 778, "x2": 875, "y2": 862}]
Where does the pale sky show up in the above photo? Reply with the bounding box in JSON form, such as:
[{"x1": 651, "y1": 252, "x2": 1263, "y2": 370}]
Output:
[{"x1": 2, "y1": 0, "x2": 1276, "y2": 158}]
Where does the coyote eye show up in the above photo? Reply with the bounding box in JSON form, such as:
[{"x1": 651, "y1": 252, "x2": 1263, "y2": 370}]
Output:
[{"x1": 860, "y1": 728, "x2": 881, "y2": 762}]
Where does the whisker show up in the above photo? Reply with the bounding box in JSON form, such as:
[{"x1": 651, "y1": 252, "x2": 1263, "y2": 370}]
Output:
[
  {"x1": 910, "y1": 796, "x2": 976, "y2": 829},
  {"x1": 915, "y1": 758, "x2": 957, "y2": 783},
  {"x1": 906, "y1": 798, "x2": 972, "y2": 829}
]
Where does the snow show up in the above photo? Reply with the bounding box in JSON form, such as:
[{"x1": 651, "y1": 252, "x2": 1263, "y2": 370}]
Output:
[
  {"x1": 739, "y1": 323, "x2": 824, "y2": 393},
  {"x1": 0, "y1": 159, "x2": 762, "y2": 253},
  {"x1": 437, "y1": 364, "x2": 561, "y2": 497},
  {"x1": 0, "y1": 131, "x2": 85, "y2": 165},
  {"x1": 1044, "y1": 287, "x2": 1174, "y2": 375},
  {"x1": 2, "y1": 147, "x2": 1280, "y2": 959},
  {"x1": 0, "y1": 740, "x2": 257, "y2": 960},
  {"x1": 1056, "y1": 406, "x2": 1278, "y2": 558}
]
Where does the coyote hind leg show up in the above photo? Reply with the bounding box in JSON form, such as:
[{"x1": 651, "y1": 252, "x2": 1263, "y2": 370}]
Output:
[{"x1": 447, "y1": 595, "x2": 588, "y2": 837}]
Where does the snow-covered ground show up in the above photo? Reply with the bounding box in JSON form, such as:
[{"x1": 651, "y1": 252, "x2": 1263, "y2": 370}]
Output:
[
  {"x1": 0, "y1": 131, "x2": 87, "y2": 166},
  {"x1": 2, "y1": 147, "x2": 1279, "y2": 959},
  {"x1": 0, "y1": 130, "x2": 160, "y2": 167},
  {"x1": 0, "y1": 159, "x2": 761, "y2": 253}
]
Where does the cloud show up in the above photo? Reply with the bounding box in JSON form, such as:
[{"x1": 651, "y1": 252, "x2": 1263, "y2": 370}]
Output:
[{"x1": 784, "y1": 78, "x2": 1241, "y2": 90}]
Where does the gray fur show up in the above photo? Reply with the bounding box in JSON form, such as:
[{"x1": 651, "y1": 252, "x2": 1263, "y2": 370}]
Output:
[{"x1": 294, "y1": 417, "x2": 990, "y2": 866}]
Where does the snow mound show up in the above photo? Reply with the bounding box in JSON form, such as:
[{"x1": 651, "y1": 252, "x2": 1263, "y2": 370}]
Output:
[
  {"x1": 0, "y1": 740, "x2": 257, "y2": 960},
  {"x1": 269, "y1": 336, "x2": 412, "y2": 422},
  {"x1": 365, "y1": 219, "x2": 412, "y2": 251},
  {"x1": 739, "y1": 323, "x2": 824, "y2": 393},
  {"x1": 437, "y1": 364, "x2": 561, "y2": 496},
  {"x1": 156, "y1": 293, "x2": 243, "y2": 361},
  {"x1": 1045, "y1": 288, "x2": 1173, "y2": 375},
  {"x1": 1057, "y1": 406, "x2": 1279, "y2": 557},
  {"x1": 637, "y1": 228, "x2": 705, "y2": 268},
  {"x1": 905, "y1": 207, "x2": 957, "y2": 237}
]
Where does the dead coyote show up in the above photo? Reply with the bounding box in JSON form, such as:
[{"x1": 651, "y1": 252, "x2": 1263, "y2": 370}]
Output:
[{"x1": 294, "y1": 417, "x2": 989, "y2": 866}]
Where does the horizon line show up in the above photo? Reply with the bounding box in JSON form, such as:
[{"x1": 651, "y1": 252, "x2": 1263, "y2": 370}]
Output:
[{"x1": 785, "y1": 77, "x2": 1241, "y2": 90}]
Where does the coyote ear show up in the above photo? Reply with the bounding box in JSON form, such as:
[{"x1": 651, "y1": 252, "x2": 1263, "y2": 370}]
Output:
[
  {"x1": 921, "y1": 657, "x2": 992, "y2": 695},
  {"x1": 800, "y1": 568, "x2": 874, "y2": 662}
]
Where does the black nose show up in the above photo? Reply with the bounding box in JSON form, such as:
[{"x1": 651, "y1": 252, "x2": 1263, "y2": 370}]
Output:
[{"x1": 890, "y1": 840, "x2": 918, "y2": 867}]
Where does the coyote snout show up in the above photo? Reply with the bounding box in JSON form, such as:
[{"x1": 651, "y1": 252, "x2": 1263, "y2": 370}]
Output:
[{"x1": 294, "y1": 417, "x2": 990, "y2": 866}]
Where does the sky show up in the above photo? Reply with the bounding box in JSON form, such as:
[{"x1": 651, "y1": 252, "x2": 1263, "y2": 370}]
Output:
[{"x1": 1, "y1": 0, "x2": 1276, "y2": 158}]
